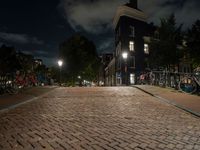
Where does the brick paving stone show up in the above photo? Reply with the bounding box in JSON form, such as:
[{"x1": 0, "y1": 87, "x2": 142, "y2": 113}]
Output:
[
  {"x1": 119, "y1": 142, "x2": 129, "y2": 148},
  {"x1": 129, "y1": 142, "x2": 139, "y2": 148},
  {"x1": 134, "y1": 85, "x2": 200, "y2": 115},
  {"x1": 124, "y1": 147, "x2": 133, "y2": 150},
  {"x1": 139, "y1": 143, "x2": 148, "y2": 149},
  {"x1": 0, "y1": 87, "x2": 200, "y2": 150},
  {"x1": 194, "y1": 144, "x2": 200, "y2": 150},
  {"x1": 81, "y1": 144, "x2": 93, "y2": 150},
  {"x1": 167, "y1": 143, "x2": 176, "y2": 149},
  {"x1": 148, "y1": 143, "x2": 158, "y2": 149},
  {"x1": 113, "y1": 146, "x2": 124, "y2": 150},
  {"x1": 158, "y1": 143, "x2": 166, "y2": 149},
  {"x1": 92, "y1": 144, "x2": 105, "y2": 150},
  {"x1": 185, "y1": 144, "x2": 194, "y2": 150},
  {"x1": 109, "y1": 141, "x2": 119, "y2": 147},
  {"x1": 0, "y1": 86, "x2": 55, "y2": 110},
  {"x1": 176, "y1": 144, "x2": 184, "y2": 149}
]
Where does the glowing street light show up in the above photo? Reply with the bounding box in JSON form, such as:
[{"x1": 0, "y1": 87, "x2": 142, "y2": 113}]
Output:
[
  {"x1": 58, "y1": 60, "x2": 63, "y2": 67},
  {"x1": 122, "y1": 52, "x2": 128, "y2": 60},
  {"x1": 122, "y1": 52, "x2": 128, "y2": 85},
  {"x1": 57, "y1": 60, "x2": 63, "y2": 86}
]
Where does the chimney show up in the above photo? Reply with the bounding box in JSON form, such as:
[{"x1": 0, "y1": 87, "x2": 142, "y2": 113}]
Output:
[{"x1": 129, "y1": 0, "x2": 138, "y2": 9}]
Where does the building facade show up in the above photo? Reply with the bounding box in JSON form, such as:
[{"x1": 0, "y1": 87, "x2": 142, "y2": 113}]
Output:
[
  {"x1": 98, "y1": 53, "x2": 113, "y2": 86},
  {"x1": 105, "y1": 58, "x2": 115, "y2": 86},
  {"x1": 113, "y1": 0, "x2": 153, "y2": 85}
]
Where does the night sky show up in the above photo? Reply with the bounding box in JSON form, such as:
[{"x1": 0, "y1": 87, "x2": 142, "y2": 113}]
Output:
[{"x1": 0, "y1": 0, "x2": 199, "y2": 66}]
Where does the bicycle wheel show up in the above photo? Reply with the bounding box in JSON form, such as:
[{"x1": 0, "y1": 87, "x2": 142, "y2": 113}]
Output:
[{"x1": 179, "y1": 77, "x2": 197, "y2": 94}]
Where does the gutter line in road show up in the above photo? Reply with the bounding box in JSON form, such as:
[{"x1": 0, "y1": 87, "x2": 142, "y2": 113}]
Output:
[
  {"x1": 0, "y1": 88, "x2": 57, "y2": 114},
  {"x1": 132, "y1": 86, "x2": 200, "y2": 118}
]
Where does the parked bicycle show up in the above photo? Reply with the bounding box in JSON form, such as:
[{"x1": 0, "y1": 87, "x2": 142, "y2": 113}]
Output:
[
  {"x1": 141, "y1": 69, "x2": 200, "y2": 95},
  {"x1": 0, "y1": 74, "x2": 18, "y2": 95},
  {"x1": 179, "y1": 72, "x2": 200, "y2": 94},
  {"x1": 0, "y1": 71, "x2": 39, "y2": 95}
]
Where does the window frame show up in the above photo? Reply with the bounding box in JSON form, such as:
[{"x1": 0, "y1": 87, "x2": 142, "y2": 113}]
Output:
[
  {"x1": 129, "y1": 41, "x2": 134, "y2": 52},
  {"x1": 144, "y1": 43, "x2": 149, "y2": 54}
]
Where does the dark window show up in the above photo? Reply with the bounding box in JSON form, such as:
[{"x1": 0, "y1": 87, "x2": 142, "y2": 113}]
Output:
[
  {"x1": 129, "y1": 56, "x2": 135, "y2": 68},
  {"x1": 117, "y1": 59, "x2": 121, "y2": 69},
  {"x1": 116, "y1": 27, "x2": 121, "y2": 41},
  {"x1": 129, "y1": 26, "x2": 135, "y2": 37}
]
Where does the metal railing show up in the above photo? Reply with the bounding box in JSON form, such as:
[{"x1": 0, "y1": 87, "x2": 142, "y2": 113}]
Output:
[
  {"x1": 0, "y1": 72, "x2": 48, "y2": 95},
  {"x1": 138, "y1": 71, "x2": 200, "y2": 94},
  {"x1": 0, "y1": 74, "x2": 17, "y2": 95}
]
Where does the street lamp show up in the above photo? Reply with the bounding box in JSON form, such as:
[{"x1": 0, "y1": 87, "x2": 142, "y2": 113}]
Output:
[
  {"x1": 122, "y1": 52, "x2": 128, "y2": 60},
  {"x1": 77, "y1": 76, "x2": 82, "y2": 86},
  {"x1": 122, "y1": 52, "x2": 128, "y2": 86},
  {"x1": 57, "y1": 60, "x2": 63, "y2": 86},
  {"x1": 58, "y1": 60, "x2": 63, "y2": 67}
]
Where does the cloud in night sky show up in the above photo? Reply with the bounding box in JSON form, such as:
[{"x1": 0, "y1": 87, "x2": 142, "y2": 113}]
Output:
[
  {"x1": 22, "y1": 50, "x2": 58, "y2": 66},
  {"x1": 0, "y1": 32, "x2": 44, "y2": 45},
  {"x1": 1, "y1": 0, "x2": 199, "y2": 66},
  {"x1": 60, "y1": 0, "x2": 125, "y2": 33},
  {"x1": 60, "y1": 0, "x2": 199, "y2": 53},
  {"x1": 22, "y1": 50, "x2": 49, "y2": 57},
  {"x1": 140, "y1": 0, "x2": 200, "y2": 27},
  {"x1": 98, "y1": 38, "x2": 115, "y2": 53},
  {"x1": 20, "y1": 49, "x2": 57, "y2": 66},
  {"x1": 61, "y1": 0, "x2": 200, "y2": 33}
]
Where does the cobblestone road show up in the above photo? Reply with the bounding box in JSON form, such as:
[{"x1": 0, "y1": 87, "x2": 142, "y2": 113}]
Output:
[{"x1": 0, "y1": 87, "x2": 200, "y2": 150}]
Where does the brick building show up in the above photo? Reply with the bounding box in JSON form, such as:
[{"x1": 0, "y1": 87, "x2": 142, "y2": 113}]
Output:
[{"x1": 113, "y1": 0, "x2": 154, "y2": 85}]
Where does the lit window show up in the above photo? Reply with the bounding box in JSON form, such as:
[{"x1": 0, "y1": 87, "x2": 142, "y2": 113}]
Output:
[
  {"x1": 144, "y1": 44, "x2": 149, "y2": 54},
  {"x1": 129, "y1": 41, "x2": 134, "y2": 51},
  {"x1": 130, "y1": 74, "x2": 135, "y2": 84}
]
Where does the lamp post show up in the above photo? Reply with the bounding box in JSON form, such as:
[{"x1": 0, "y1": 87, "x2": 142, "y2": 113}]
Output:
[
  {"x1": 122, "y1": 52, "x2": 128, "y2": 86},
  {"x1": 57, "y1": 60, "x2": 63, "y2": 86},
  {"x1": 78, "y1": 76, "x2": 82, "y2": 86}
]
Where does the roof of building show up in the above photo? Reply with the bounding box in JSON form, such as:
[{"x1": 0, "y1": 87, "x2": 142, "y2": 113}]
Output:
[{"x1": 113, "y1": 5, "x2": 147, "y2": 29}]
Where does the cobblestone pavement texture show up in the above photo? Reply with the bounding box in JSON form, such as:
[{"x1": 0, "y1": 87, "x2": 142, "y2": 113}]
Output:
[
  {"x1": 0, "y1": 86, "x2": 56, "y2": 110},
  {"x1": 134, "y1": 85, "x2": 200, "y2": 115},
  {"x1": 0, "y1": 87, "x2": 200, "y2": 150}
]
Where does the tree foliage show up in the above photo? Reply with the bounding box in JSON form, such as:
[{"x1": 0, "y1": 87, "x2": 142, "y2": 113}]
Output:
[
  {"x1": 0, "y1": 45, "x2": 48, "y2": 77},
  {"x1": 186, "y1": 20, "x2": 200, "y2": 68},
  {"x1": 0, "y1": 45, "x2": 20, "y2": 75},
  {"x1": 149, "y1": 14, "x2": 183, "y2": 69},
  {"x1": 59, "y1": 34, "x2": 100, "y2": 82},
  {"x1": 16, "y1": 52, "x2": 34, "y2": 71}
]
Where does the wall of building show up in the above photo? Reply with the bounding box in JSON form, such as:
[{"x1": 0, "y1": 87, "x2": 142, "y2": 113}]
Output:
[
  {"x1": 105, "y1": 58, "x2": 116, "y2": 86},
  {"x1": 115, "y1": 15, "x2": 151, "y2": 85}
]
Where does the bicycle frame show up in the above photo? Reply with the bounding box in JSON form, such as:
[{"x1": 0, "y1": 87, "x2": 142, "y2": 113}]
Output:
[{"x1": 178, "y1": 73, "x2": 199, "y2": 94}]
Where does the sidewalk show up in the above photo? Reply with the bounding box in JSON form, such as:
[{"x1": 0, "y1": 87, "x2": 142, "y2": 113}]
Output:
[
  {"x1": 134, "y1": 85, "x2": 200, "y2": 117},
  {"x1": 0, "y1": 86, "x2": 56, "y2": 110}
]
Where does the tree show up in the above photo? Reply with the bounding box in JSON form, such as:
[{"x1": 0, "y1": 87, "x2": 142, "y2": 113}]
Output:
[
  {"x1": 0, "y1": 45, "x2": 21, "y2": 75},
  {"x1": 186, "y1": 20, "x2": 200, "y2": 68},
  {"x1": 16, "y1": 52, "x2": 34, "y2": 72},
  {"x1": 149, "y1": 14, "x2": 183, "y2": 70},
  {"x1": 49, "y1": 67, "x2": 60, "y2": 81},
  {"x1": 59, "y1": 34, "x2": 100, "y2": 84}
]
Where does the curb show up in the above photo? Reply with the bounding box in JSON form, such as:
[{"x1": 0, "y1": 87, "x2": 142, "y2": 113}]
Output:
[
  {"x1": 132, "y1": 85, "x2": 200, "y2": 118},
  {"x1": 0, "y1": 87, "x2": 57, "y2": 114}
]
